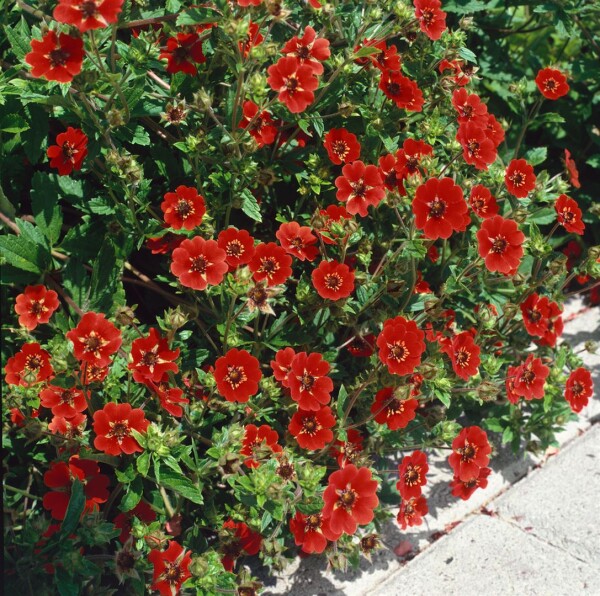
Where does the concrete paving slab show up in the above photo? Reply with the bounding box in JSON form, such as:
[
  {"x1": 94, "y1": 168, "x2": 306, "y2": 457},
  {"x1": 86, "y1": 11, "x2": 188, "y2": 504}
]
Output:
[
  {"x1": 492, "y1": 425, "x2": 600, "y2": 565},
  {"x1": 371, "y1": 514, "x2": 600, "y2": 596}
]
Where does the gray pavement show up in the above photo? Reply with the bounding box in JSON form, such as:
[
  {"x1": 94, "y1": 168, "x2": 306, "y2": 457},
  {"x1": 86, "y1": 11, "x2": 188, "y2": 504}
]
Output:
[{"x1": 262, "y1": 300, "x2": 600, "y2": 596}]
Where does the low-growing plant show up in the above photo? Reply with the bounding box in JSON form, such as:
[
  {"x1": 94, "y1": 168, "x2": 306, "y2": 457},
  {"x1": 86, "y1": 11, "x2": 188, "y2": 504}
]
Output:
[{"x1": 2, "y1": 0, "x2": 599, "y2": 594}]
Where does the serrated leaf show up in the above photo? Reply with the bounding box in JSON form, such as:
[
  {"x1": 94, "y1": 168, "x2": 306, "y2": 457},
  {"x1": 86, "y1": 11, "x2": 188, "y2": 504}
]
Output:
[
  {"x1": 31, "y1": 172, "x2": 63, "y2": 245},
  {"x1": 120, "y1": 476, "x2": 143, "y2": 512},
  {"x1": 240, "y1": 189, "x2": 262, "y2": 222},
  {"x1": 524, "y1": 146, "x2": 547, "y2": 166},
  {"x1": 0, "y1": 113, "x2": 29, "y2": 133},
  {"x1": 528, "y1": 207, "x2": 555, "y2": 225},
  {"x1": 0, "y1": 221, "x2": 51, "y2": 273},
  {"x1": 4, "y1": 18, "x2": 31, "y2": 60},
  {"x1": 354, "y1": 46, "x2": 381, "y2": 58},
  {"x1": 60, "y1": 479, "x2": 85, "y2": 536},
  {"x1": 137, "y1": 451, "x2": 151, "y2": 477},
  {"x1": 336, "y1": 385, "x2": 348, "y2": 419},
  {"x1": 158, "y1": 465, "x2": 204, "y2": 504},
  {"x1": 458, "y1": 47, "x2": 478, "y2": 64},
  {"x1": 131, "y1": 125, "x2": 150, "y2": 146},
  {"x1": 176, "y1": 7, "x2": 220, "y2": 26}
]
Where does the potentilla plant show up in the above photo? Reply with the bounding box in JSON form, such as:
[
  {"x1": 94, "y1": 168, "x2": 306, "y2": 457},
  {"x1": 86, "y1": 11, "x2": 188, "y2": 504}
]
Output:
[{"x1": 1, "y1": 0, "x2": 599, "y2": 594}]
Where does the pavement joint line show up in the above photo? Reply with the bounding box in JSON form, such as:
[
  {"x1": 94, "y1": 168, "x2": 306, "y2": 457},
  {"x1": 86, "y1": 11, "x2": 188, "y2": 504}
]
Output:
[{"x1": 491, "y1": 512, "x2": 591, "y2": 565}]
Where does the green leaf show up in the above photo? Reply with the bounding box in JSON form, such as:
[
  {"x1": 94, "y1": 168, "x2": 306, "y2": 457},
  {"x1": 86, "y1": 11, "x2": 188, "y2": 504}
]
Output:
[
  {"x1": 528, "y1": 207, "x2": 555, "y2": 225},
  {"x1": 137, "y1": 451, "x2": 151, "y2": 477},
  {"x1": 0, "y1": 113, "x2": 29, "y2": 133},
  {"x1": 131, "y1": 125, "x2": 151, "y2": 146},
  {"x1": 158, "y1": 465, "x2": 204, "y2": 504},
  {"x1": 336, "y1": 385, "x2": 348, "y2": 419},
  {"x1": 4, "y1": 18, "x2": 31, "y2": 61},
  {"x1": 60, "y1": 479, "x2": 85, "y2": 536},
  {"x1": 458, "y1": 47, "x2": 478, "y2": 64},
  {"x1": 240, "y1": 189, "x2": 262, "y2": 222},
  {"x1": 0, "y1": 221, "x2": 51, "y2": 273},
  {"x1": 88, "y1": 238, "x2": 124, "y2": 312},
  {"x1": 260, "y1": 511, "x2": 273, "y2": 533},
  {"x1": 31, "y1": 172, "x2": 63, "y2": 245},
  {"x1": 54, "y1": 567, "x2": 79, "y2": 596},
  {"x1": 354, "y1": 46, "x2": 381, "y2": 58},
  {"x1": 176, "y1": 7, "x2": 220, "y2": 26},
  {"x1": 524, "y1": 146, "x2": 547, "y2": 166},
  {"x1": 120, "y1": 476, "x2": 143, "y2": 512}
]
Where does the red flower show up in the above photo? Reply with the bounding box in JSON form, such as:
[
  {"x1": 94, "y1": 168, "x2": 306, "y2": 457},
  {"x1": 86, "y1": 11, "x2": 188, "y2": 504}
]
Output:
[
  {"x1": 563, "y1": 149, "x2": 581, "y2": 189},
  {"x1": 448, "y1": 426, "x2": 491, "y2": 482},
  {"x1": 469, "y1": 184, "x2": 498, "y2": 218},
  {"x1": 289, "y1": 511, "x2": 341, "y2": 554},
  {"x1": 281, "y1": 26, "x2": 330, "y2": 75},
  {"x1": 378, "y1": 153, "x2": 403, "y2": 193},
  {"x1": 414, "y1": 0, "x2": 447, "y2": 41},
  {"x1": 14, "y1": 285, "x2": 59, "y2": 330},
  {"x1": 377, "y1": 316, "x2": 426, "y2": 376},
  {"x1": 25, "y1": 31, "x2": 84, "y2": 83},
  {"x1": 505, "y1": 364, "x2": 522, "y2": 405},
  {"x1": 48, "y1": 412, "x2": 87, "y2": 438},
  {"x1": 170, "y1": 237, "x2": 228, "y2": 290},
  {"x1": 452, "y1": 89, "x2": 488, "y2": 125},
  {"x1": 92, "y1": 402, "x2": 150, "y2": 455},
  {"x1": 239, "y1": 21, "x2": 263, "y2": 58},
  {"x1": 270, "y1": 347, "x2": 296, "y2": 387},
  {"x1": 445, "y1": 332, "x2": 481, "y2": 381},
  {"x1": 535, "y1": 68, "x2": 569, "y2": 100},
  {"x1": 80, "y1": 363, "x2": 109, "y2": 385},
  {"x1": 477, "y1": 215, "x2": 525, "y2": 275},
  {"x1": 4, "y1": 342, "x2": 54, "y2": 386},
  {"x1": 66, "y1": 312, "x2": 122, "y2": 368},
  {"x1": 289, "y1": 406, "x2": 335, "y2": 450},
  {"x1": 267, "y1": 56, "x2": 319, "y2": 114},
  {"x1": 240, "y1": 424, "x2": 283, "y2": 468},
  {"x1": 214, "y1": 348, "x2": 262, "y2": 403},
  {"x1": 397, "y1": 138, "x2": 433, "y2": 177},
  {"x1": 40, "y1": 385, "x2": 87, "y2": 419},
  {"x1": 505, "y1": 159, "x2": 536, "y2": 198},
  {"x1": 346, "y1": 334, "x2": 376, "y2": 358},
  {"x1": 555, "y1": 194, "x2": 585, "y2": 235},
  {"x1": 217, "y1": 227, "x2": 255, "y2": 269},
  {"x1": 323, "y1": 128, "x2": 361, "y2": 165},
  {"x1": 335, "y1": 160, "x2": 385, "y2": 217},
  {"x1": 237, "y1": 0, "x2": 262, "y2": 5},
  {"x1": 129, "y1": 328, "x2": 180, "y2": 383},
  {"x1": 484, "y1": 113, "x2": 505, "y2": 147},
  {"x1": 248, "y1": 242, "x2": 293, "y2": 286},
  {"x1": 322, "y1": 464, "x2": 379, "y2": 535},
  {"x1": 397, "y1": 450, "x2": 428, "y2": 500},
  {"x1": 314, "y1": 205, "x2": 351, "y2": 245},
  {"x1": 114, "y1": 501, "x2": 156, "y2": 543},
  {"x1": 369, "y1": 40, "x2": 402, "y2": 72},
  {"x1": 287, "y1": 352, "x2": 333, "y2": 410},
  {"x1": 160, "y1": 33, "x2": 205, "y2": 75},
  {"x1": 53, "y1": 0, "x2": 124, "y2": 33},
  {"x1": 412, "y1": 177, "x2": 470, "y2": 239},
  {"x1": 330, "y1": 429, "x2": 364, "y2": 467},
  {"x1": 47, "y1": 126, "x2": 88, "y2": 176},
  {"x1": 146, "y1": 233, "x2": 184, "y2": 255},
  {"x1": 148, "y1": 541, "x2": 192, "y2": 596},
  {"x1": 397, "y1": 495, "x2": 428, "y2": 529},
  {"x1": 520, "y1": 293, "x2": 563, "y2": 342},
  {"x1": 371, "y1": 387, "x2": 419, "y2": 430},
  {"x1": 451, "y1": 466, "x2": 491, "y2": 500},
  {"x1": 148, "y1": 376, "x2": 189, "y2": 417},
  {"x1": 311, "y1": 260, "x2": 355, "y2": 300},
  {"x1": 456, "y1": 121, "x2": 497, "y2": 171},
  {"x1": 439, "y1": 58, "x2": 472, "y2": 86},
  {"x1": 513, "y1": 354, "x2": 549, "y2": 400},
  {"x1": 378, "y1": 70, "x2": 424, "y2": 112},
  {"x1": 43, "y1": 456, "x2": 109, "y2": 520},
  {"x1": 238, "y1": 101, "x2": 277, "y2": 147},
  {"x1": 564, "y1": 367, "x2": 593, "y2": 413},
  {"x1": 161, "y1": 186, "x2": 206, "y2": 231},
  {"x1": 220, "y1": 520, "x2": 262, "y2": 572},
  {"x1": 276, "y1": 221, "x2": 319, "y2": 261}
]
